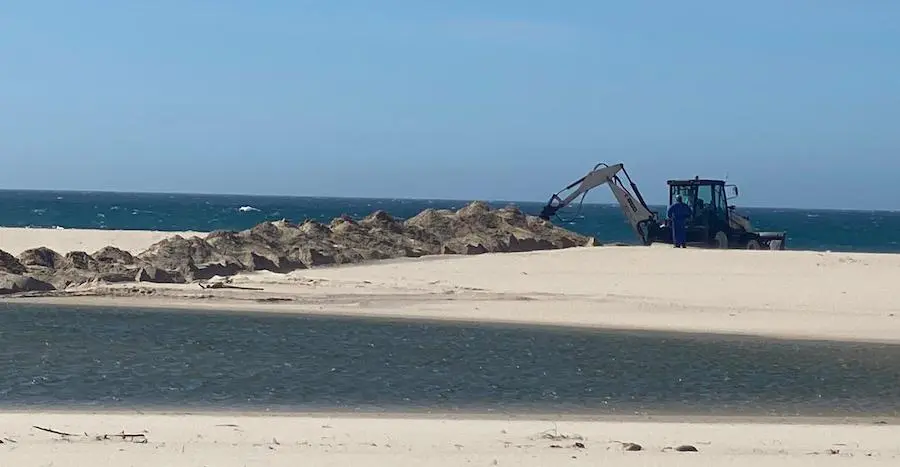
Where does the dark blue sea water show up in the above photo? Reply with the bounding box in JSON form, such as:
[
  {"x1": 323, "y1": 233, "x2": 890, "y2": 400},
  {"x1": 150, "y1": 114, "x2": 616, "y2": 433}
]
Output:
[{"x1": 1, "y1": 189, "x2": 899, "y2": 253}]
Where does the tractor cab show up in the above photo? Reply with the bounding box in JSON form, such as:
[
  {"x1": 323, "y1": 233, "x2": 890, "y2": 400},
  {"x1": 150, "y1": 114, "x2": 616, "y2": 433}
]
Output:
[{"x1": 666, "y1": 177, "x2": 744, "y2": 247}]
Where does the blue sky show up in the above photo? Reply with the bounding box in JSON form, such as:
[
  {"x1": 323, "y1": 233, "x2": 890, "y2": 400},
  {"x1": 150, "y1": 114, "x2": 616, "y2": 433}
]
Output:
[{"x1": 1, "y1": 1, "x2": 898, "y2": 210}]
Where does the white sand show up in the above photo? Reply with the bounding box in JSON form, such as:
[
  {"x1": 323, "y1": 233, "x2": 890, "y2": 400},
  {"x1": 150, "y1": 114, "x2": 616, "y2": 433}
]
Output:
[
  {"x1": 0, "y1": 227, "x2": 203, "y2": 256},
  {"x1": 0, "y1": 412, "x2": 896, "y2": 466},
  {"x1": 2, "y1": 226, "x2": 900, "y2": 343}
]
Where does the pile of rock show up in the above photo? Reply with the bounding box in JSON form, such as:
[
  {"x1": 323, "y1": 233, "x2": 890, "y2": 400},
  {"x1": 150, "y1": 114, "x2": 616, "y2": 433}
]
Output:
[{"x1": 0, "y1": 201, "x2": 597, "y2": 294}]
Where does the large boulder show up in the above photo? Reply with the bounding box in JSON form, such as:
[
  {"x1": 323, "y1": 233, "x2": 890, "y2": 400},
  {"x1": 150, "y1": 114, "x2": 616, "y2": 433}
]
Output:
[
  {"x1": 41, "y1": 269, "x2": 101, "y2": 290},
  {"x1": 65, "y1": 251, "x2": 100, "y2": 271},
  {"x1": 90, "y1": 246, "x2": 142, "y2": 283},
  {"x1": 138, "y1": 235, "x2": 243, "y2": 281},
  {"x1": 292, "y1": 245, "x2": 337, "y2": 267},
  {"x1": 246, "y1": 220, "x2": 302, "y2": 246},
  {"x1": 359, "y1": 210, "x2": 404, "y2": 234},
  {"x1": 93, "y1": 246, "x2": 136, "y2": 265},
  {"x1": 404, "y1": 208, "x2": 461, "y2": 245},
  {"x1": 0, "y1": 272, "x2": 55, "y2": 295},
  {"x1": 0, "y1": 250, "x2": 26, "y2": 275},
  {"x1": 134, "y1": 264, "x2": 184, "y2": 283},
  {"x1": 18, "y1": 247, "x2": 66, "y2": 269},
  {"x1": 16, "y1": 247, "x2": 71, "y2": 288},
  {"x1": 297, "y1": 219, "x2": 332, "y2": 238},
  {"x1": 206, "y1": 229, "x2": 304, "y2": 273}
]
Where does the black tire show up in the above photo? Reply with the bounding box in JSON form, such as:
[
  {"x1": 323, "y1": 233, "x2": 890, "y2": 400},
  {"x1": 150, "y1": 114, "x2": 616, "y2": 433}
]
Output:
[{"x1": 746, "y1": 239, "x2": 761, "y2": 250}]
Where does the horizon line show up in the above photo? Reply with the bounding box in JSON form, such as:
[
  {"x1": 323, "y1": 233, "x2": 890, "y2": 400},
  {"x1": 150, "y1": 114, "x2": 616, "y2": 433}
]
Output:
[{"x1": 0, "y1": 187, "x2": 894, "y2": 214}]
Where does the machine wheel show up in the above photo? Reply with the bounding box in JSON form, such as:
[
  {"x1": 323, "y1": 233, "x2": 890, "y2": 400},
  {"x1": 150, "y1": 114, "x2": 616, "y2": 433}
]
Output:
[
  {"x1": 768, "y1": 239, "x2": 784, "y2": 251},
  {"x1": 746, "y1": 239, "x2": 761, "y2": 250},
  {"x1": 714, "y1": 231, "x2": 729, "y2": 249}
]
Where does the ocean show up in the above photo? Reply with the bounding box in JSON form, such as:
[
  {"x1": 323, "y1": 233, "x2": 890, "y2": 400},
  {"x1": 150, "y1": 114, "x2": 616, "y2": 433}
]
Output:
[{"x1": 1, "y1": 189, "x2": 899, "y2": 253}]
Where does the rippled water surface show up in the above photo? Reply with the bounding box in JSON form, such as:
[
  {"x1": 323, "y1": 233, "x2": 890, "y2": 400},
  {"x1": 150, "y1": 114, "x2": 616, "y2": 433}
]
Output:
[{"x1": 1, "y1": 303, "x2": 899, "y2": 416}]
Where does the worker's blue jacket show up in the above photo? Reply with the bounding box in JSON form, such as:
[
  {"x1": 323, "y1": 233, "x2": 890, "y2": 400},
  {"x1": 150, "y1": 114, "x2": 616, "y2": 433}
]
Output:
[{"x1": 667, "y1": 202, "x2": 692, "y2": 227}]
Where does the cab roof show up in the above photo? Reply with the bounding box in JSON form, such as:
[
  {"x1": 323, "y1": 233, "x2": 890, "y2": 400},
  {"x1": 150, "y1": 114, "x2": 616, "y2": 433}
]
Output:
[{"x1": 667, "y1": 178, "x2": 726, "y2": 186}]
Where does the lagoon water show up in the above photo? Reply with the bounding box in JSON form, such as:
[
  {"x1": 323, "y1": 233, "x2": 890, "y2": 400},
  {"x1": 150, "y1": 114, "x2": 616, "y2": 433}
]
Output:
[{"x1": 2, "y1": 303, "x2": 898, "y2": 417}]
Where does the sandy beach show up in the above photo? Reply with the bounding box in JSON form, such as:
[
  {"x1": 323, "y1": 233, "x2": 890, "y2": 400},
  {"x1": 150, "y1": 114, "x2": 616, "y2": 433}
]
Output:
[
  {"x1": 2, "y1": 227, "x2": 899, "y2": 465},
  {"x1": 1, "y1": 411, "x2": 897, "y2": 466},
  {"x1": 0, "y1": 227, "x2": 204, "y2": 257}
]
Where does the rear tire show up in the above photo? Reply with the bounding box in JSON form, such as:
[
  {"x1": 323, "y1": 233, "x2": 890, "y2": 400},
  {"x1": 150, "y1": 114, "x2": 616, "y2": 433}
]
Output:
[
  {"x1": 714, "y1": 231, "x2": 729, "y2": 249},
  {"x1": 769, "y1": 239, "x2": 784, "y2": 250},
  {"x1": 746, "y1": 239, "x2": 761, "y2": 250}
]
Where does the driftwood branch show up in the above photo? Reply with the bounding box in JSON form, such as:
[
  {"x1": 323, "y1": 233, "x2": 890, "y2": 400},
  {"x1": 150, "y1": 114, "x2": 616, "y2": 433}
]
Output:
[
  {"x1": 95, "y1": 432, "x2": 148, "y2": 443},
  {"x1": 33, "y1": 426, "x2": 76, "y2": 437},
  {"x1": 199, "y1": 282, "x2": 264, "y2": 291}
]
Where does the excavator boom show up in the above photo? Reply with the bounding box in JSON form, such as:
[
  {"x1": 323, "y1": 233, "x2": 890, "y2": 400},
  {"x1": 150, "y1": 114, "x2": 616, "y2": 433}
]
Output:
[{"x1": 539, "y1": 163, "x2": 660, "y2": 244}]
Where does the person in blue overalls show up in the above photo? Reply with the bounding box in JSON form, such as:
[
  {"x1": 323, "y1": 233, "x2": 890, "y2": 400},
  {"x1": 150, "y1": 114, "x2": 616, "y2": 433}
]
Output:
[{"x1": 667, "y1": 195, "x2": 693, "y2": 248}]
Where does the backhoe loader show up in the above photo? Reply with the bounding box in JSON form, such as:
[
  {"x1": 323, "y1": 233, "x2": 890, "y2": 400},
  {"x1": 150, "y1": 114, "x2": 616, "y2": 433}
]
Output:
[{"x1": 539, "y1": 163, "x2": 786, "y2": 249}]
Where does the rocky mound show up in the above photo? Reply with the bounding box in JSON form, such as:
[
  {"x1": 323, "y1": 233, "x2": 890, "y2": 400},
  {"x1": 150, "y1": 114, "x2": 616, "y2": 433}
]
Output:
[{"x1": 0, "y1": 201, "x2": 597, "y2": 294}]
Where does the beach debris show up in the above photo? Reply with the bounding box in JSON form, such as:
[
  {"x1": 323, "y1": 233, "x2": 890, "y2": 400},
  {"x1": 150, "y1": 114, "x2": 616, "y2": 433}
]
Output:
[
  {"x1": 537, "y1": 425, "x2": 584, "y2": 442},
  {"x1": 536, "y1": 426, "x2": 589, "y2": 450},
  {"x1": 673, "y1": 444, "x2": 699, "y2": 452},
  {"x1": 0, "y1": 201, "x2": 594, "y2": 295},
  {"x1": 95, "y1": 432, "x2": 148, "y2": 443},
  {"x1": 33, "y1": 425, "x2": 148, "y2": 443},
  {"x1": 611, "y1": 440, "x2": 643, "y2": 451},
  {"x1": 198, "y1": 281, "x2": 264, "y2": 291}
]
